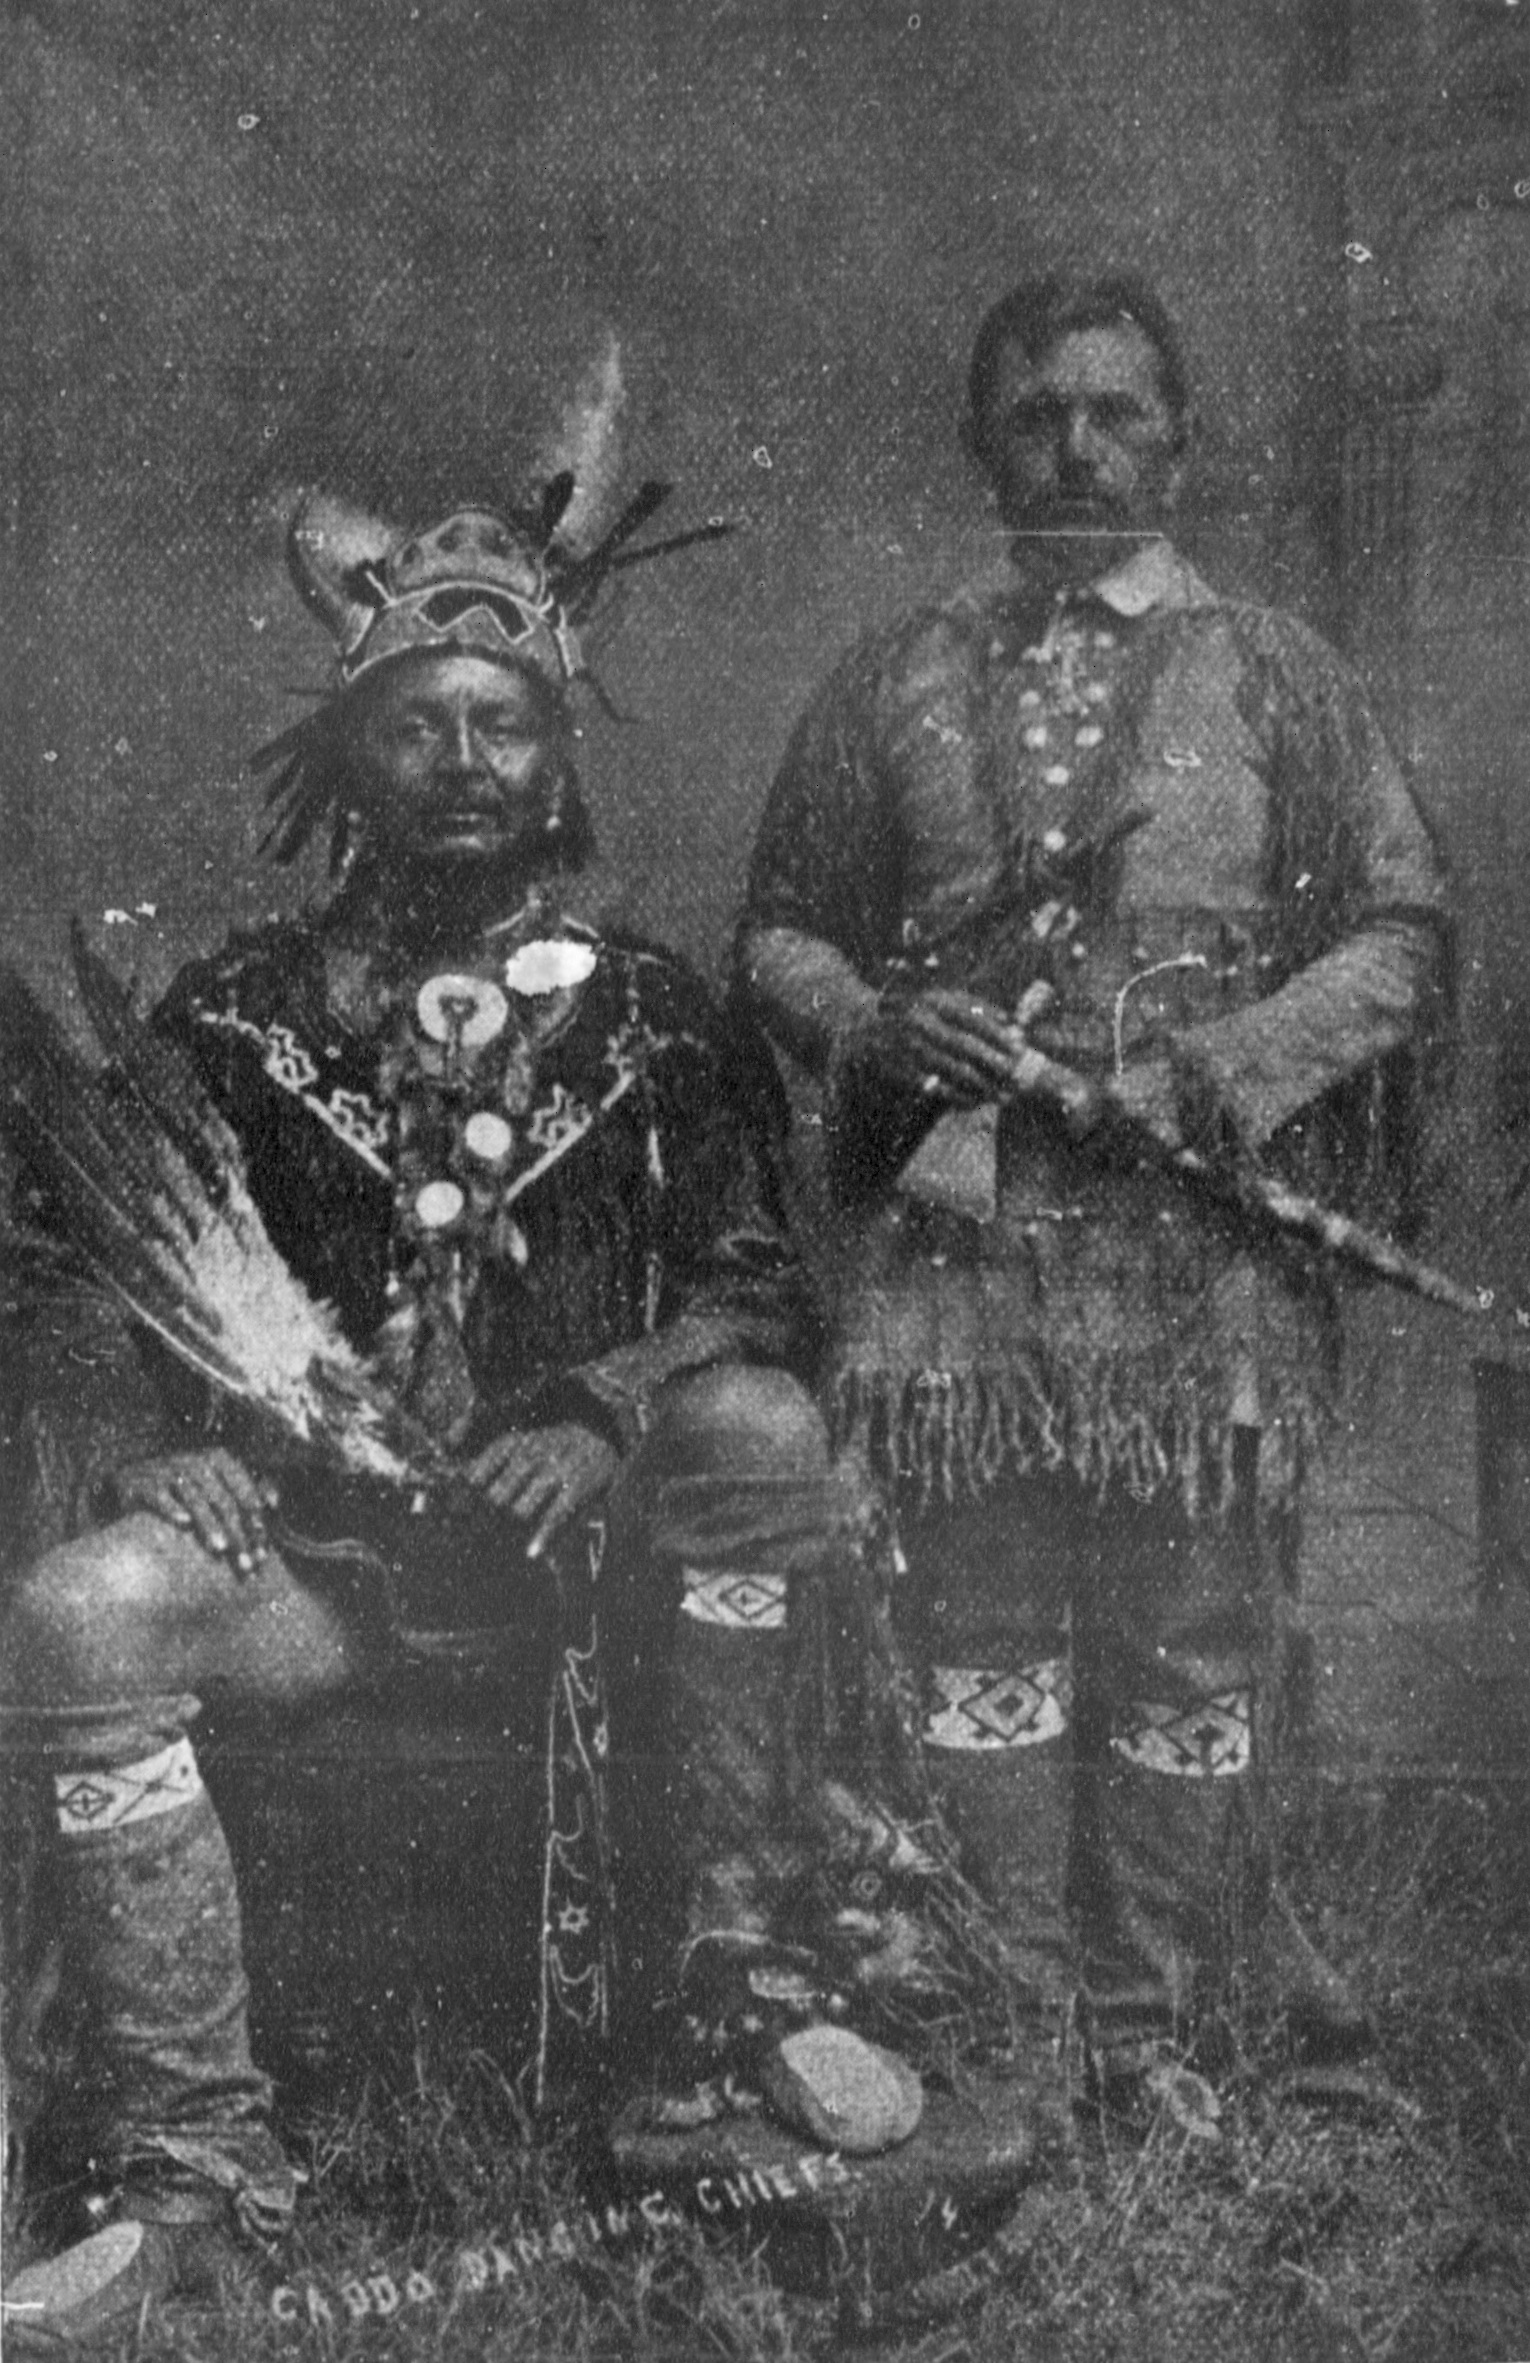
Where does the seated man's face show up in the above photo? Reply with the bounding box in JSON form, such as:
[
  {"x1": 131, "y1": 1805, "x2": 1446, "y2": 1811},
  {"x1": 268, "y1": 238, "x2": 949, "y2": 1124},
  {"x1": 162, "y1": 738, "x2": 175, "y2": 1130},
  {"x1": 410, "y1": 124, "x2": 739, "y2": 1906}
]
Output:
[
  {"x1": 352, "y1": 653, "x2": 567, "y2": 872},
  {"x1": 980, "y1": 321, "x2": 1183, "y2": 539}
]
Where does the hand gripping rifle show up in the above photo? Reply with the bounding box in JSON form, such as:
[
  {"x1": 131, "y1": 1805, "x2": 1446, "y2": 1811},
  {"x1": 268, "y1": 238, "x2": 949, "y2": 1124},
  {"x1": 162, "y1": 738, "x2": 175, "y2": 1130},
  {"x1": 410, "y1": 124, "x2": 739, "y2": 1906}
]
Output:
[{"x1": 898, "y1": 978, "x2": 1486, "y2": 1319}]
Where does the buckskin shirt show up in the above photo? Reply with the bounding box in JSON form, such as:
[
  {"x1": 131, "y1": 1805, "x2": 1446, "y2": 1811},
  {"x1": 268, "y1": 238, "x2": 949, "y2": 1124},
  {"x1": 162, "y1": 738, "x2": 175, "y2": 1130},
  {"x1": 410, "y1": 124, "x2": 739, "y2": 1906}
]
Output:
[{"x1": 739, "y1": 540, "x2": 1448, "y2": 1525}]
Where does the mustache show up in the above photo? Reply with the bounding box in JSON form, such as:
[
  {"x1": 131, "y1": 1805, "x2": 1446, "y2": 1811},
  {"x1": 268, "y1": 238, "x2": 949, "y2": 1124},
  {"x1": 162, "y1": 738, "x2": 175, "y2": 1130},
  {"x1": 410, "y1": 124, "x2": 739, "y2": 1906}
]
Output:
[
  {"x1": 424, "y1": 772, "x2": 515, "y2": 806},
  {"x1": 1005, "y1": 489, "x2": 1146, "y2": 535},
  {"x1": 1031, "y1": 481, "x2": 1126, "y2": 510}
]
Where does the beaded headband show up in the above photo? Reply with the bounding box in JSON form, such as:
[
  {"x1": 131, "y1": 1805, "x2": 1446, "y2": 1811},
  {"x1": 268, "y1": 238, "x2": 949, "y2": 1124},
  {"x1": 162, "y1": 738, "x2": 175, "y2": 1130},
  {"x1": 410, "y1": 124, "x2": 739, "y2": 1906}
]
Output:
[
  {"x1": 289, "y1": 497, "x2": 581, "y2": 689},
  {"x1": 259, "y1": 475, "x2": 730, "y2": 867},
  {"x1": 286, "y1": 477, "x2": 731, "y2": 695}
]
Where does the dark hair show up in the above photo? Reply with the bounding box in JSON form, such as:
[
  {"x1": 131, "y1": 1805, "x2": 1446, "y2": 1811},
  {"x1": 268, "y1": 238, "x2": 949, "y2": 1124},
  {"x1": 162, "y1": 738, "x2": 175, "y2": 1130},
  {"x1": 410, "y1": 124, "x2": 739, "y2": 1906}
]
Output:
[
  {"x1": 253, "y1": 650, "x2": 594, "y2": 876},
  {"x1": 966, "y1": 273, "x2": 1192, "y2": 464}
]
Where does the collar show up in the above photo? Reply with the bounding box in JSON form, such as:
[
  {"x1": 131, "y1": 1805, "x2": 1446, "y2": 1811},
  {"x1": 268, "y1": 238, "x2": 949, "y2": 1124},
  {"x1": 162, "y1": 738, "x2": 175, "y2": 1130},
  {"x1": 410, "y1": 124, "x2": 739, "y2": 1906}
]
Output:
[{"x1": 1081, "y1": 536, "x2": 1218, "y2": 618}]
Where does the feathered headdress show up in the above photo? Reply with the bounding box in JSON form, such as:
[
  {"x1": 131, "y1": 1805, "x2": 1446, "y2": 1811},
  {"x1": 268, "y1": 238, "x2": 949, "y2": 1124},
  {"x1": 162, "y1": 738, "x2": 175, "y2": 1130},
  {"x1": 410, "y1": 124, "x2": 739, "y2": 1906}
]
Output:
[{"x1": 259, "y1": 337, "x2": 732, "y2": 868}]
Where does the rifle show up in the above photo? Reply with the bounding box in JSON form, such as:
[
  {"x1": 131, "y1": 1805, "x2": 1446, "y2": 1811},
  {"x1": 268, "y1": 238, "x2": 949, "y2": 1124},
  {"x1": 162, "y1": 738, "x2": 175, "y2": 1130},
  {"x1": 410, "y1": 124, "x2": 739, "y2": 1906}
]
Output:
[{"x1": 897, "y1": 980, "x2": 1486, "y2": 1319}]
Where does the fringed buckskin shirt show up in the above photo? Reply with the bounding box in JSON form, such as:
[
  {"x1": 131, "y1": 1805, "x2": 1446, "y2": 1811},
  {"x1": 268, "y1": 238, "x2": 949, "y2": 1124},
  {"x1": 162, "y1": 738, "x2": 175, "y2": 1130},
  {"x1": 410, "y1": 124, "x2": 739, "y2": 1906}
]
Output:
[{"x1": 738, "y1": 542, "x2": 1448, "y2": 1524}]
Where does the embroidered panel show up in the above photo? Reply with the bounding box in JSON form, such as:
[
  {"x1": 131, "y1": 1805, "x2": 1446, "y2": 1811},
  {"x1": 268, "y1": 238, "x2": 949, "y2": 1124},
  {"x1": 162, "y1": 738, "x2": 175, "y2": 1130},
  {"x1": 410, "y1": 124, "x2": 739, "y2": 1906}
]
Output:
[
  {"x1": 1110, "y1": 1688, "x2": 1252, "y2": 1777},
  {"x1": 923, "y1": 1658, "x2": 1071, "y2": 1751},
  {"x1": 680, "y1": 1569, "x2": 789, "y2": 1630},
  {"x1": 54, "y1": 1736, "x2": 202, "y2": 1835}
]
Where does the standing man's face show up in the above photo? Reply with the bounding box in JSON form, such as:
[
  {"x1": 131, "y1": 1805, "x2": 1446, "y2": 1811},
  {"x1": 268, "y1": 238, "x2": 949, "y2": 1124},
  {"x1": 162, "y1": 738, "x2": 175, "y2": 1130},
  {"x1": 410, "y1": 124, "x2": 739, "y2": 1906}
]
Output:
[
  {"x1": 351, "y1": 654, "x2": 566, "y2": 874},
  {"x1": 979, "y1": 322, "x2": 1184, "y2": 539}
]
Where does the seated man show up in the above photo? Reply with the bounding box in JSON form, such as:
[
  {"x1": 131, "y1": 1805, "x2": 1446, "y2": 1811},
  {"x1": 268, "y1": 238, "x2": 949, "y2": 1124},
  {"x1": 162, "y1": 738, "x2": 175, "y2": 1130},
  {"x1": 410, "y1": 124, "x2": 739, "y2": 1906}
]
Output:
[{"x1": 0, "y1": 493, "x2": 847, "y2": 2337}]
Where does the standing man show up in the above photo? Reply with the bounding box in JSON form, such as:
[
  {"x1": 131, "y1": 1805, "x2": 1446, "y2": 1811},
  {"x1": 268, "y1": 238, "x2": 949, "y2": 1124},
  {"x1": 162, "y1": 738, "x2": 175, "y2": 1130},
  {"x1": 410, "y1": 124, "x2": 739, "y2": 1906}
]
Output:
[
  {"x1": 0, "y1": 494, "x2": 845, "y2": 2335},
  {"x1": 736, "y1": 274, "x2": 1449, "y2": 2113}
]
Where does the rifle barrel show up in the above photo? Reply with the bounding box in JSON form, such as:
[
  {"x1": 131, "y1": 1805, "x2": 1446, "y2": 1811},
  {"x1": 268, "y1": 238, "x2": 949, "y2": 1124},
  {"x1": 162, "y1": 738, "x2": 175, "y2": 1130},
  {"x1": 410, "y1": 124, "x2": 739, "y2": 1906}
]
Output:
[{"x1": 1000, "y1": 1037, "x2": 1486, "y2": 1317}]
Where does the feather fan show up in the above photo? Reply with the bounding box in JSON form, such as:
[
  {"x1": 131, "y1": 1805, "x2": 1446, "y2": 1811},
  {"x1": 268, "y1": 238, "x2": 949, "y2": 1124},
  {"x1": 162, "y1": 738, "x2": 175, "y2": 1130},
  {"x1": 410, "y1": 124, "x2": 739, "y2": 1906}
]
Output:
[{"x1": 0, "y1": 933, "x2": 429, "y2": 1485}]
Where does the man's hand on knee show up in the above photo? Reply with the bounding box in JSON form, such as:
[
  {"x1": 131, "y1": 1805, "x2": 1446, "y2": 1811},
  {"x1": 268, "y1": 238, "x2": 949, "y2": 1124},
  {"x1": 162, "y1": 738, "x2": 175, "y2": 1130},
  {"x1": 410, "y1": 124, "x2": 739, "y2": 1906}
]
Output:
[
  {"x1": 112, "y1": 1450, "x2": 278, "y2": 1576},
  {"x1": 460, "y1": 1423, "x2": 619, "y2": 1560}
]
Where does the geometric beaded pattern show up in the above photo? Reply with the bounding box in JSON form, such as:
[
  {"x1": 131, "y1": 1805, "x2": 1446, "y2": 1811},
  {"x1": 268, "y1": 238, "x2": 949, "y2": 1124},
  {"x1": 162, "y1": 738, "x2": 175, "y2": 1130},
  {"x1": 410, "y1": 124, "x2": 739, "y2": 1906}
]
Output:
[
  {"x1": 924, "y1": 1658, "x2": 1071, "y2": 1751},
  {"x1": 679, "y1": 1570, "x2": 788, "y2": 1630},
  {"x1": 54, "y1": 1736, "x2": 202, "y2": 1835},
  {"x1": 1110, "y1": 1688, "x2": 1252, "y2": 1778}
]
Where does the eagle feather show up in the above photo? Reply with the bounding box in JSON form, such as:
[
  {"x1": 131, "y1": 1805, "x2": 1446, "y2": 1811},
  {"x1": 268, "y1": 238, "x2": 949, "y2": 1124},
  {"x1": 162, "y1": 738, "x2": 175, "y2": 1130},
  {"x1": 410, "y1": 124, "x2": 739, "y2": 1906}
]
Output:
[{"x1": 0, "y1": 941, "x2": 427, "y2": 1485}]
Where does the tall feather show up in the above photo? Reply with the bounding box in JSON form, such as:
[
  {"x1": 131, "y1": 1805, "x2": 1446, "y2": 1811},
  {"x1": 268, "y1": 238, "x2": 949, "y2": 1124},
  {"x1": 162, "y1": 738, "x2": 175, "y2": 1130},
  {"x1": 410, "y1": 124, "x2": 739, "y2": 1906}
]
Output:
[
  {"x1": 534, "y1": 333, "x2": 628, "y2": 558},
  {"x1": 0, "y1": 953, "x2": 427, "y2": 1485},
  {"x1": 553, "y1": 486, "x2": 735, "y2": 626}
]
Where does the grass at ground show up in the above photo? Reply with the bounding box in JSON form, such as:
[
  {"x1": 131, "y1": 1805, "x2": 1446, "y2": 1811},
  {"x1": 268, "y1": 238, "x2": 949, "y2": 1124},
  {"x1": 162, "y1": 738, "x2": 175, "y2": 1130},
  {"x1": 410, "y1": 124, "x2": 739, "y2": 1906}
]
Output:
[{"x1": 12, "y1": 1775, "x2": 1530, "y2": 2361}]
